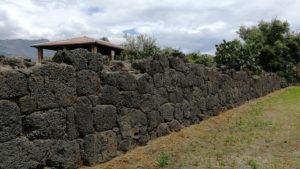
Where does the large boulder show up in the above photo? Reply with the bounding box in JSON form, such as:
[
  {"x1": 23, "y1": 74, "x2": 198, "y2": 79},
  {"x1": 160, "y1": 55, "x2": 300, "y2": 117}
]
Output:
[
  {"x1": 156, "y1": 123, "x2": 170, "y2": 137},
  {"x1": 28, "y1": 63, "x2": 76, "y2": 110},
  {"x1": 0, "y1": 69, "x2": 28, "y2": 99},
  {"x1": 169, "y1": 56, "x2": 187, "y2": 72},
  {"x1": 136, "y1": 73, "x2": 154, "y2": 94},
  {"x1": 153, "y1": 73, "x2": 164, "y2": 87},
  {"x1": 0, "y1": 56, "x2": 34, "y2": 69},
  {"x1": 101, "y1": 71, "x2": 136, "y2": 91},
  {"x1": 99, "y1": 85, "x2": 121, "y2": 105},
  {"x1": 0, "y1": 100, "x2": 21, "y2": 142},
  {"x1": 163, "y1": 69, "x2": 180, "y2": 92},
  {"x1": 66, "y1": 107, "x2": 79, "y2": 140},
  {"x1": 73, "y1": 97, "x2": 94, "y2": 136},
  {"x1": 82, "y1": 131, "x2": 117, "y2": 165},
  {"x1": 17, "y1": 95, "x2": 37, "y2": 115},
  {"x1": 120, "y1": 91, "x2": 142, "y2": 108},
  {"x1": 159, "y1": 103, "x2": 175, "y2": 122},
  {"x1": 119, "y1": 108, "x2": 148, "y2": 138},
  {"x1": 132, "y1": 59, "x2": 166, "y2": 75},
  {"x1": 168, "y1": 88, "x2": 183, "y2": 103},
  {"x1": 174, "y1": 103, "x2": 184, "y2": 122},
  {"x1": 147, "y1": 111, "x2": 163, "y2": 130},
  {"x1": 47, "y1": 140, "x2": 82, "y2": 169},
  {"x1": 52, "y1": 48, "x2": 103, "y2": 72},
  {"x1": 22, "y1": 108, "x2": 66, "y2": 140},
  {"x1": 168, "y1": 119, "x2": 182, "y2": 132},
  {"x1": 76, "y1": 70, "x2": 101, "y2": 96},
  {"x1": 93, "y1": 105, "x2": 117, "y2": 132},
  {"x1": 140, "y1": 94, "x2": 160, "y2": 113},
  {"x1": 153, "y1": 88, "x2": 168, "y2": 105},
  {"x1": 0, "y1": 137, "x2": 41, "y2": 169}
]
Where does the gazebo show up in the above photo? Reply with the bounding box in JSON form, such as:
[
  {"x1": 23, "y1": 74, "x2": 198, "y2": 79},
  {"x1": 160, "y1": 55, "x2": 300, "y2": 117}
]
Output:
[{"x1": 31, "y1": 36, "x2": 125, "y2": 62}]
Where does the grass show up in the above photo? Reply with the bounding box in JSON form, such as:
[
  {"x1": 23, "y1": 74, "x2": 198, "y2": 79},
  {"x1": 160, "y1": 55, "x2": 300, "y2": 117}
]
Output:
[
  {"x1": 157, "y1": 152, "x2": 169, "y2": 167},
  {"x1": 247, "y1": 159, "x2": 257, "y2": 169},
  {"x1": 82, "y1": 86, "x2": 300, "y2": 169}
]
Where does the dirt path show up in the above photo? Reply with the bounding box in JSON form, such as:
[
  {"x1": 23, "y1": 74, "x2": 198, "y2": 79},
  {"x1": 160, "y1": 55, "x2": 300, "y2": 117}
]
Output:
[{"x1": 82, "y1": 87, "x2": 300, "y2": 169}]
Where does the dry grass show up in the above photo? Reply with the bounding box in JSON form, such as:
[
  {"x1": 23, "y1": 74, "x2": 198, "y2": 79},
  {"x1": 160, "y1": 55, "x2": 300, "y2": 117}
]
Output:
[{"x1": 82, "y1": 86, "x2": 300, "y2": 169}]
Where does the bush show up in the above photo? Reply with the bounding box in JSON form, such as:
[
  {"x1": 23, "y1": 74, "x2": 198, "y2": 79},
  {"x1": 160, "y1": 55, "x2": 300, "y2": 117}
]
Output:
[
  {"x1": 122, "y1": 34, "x2": 160, "y2": 61},
  {"x1": 159, "y1": 47, "x2": 184, "y2": 57},
  {"x1": 215, "y1": 40, "x2": 261, "y2": 73},
  {"x1": 186, "y1": 52, "x2": 215, "y2": 67}
]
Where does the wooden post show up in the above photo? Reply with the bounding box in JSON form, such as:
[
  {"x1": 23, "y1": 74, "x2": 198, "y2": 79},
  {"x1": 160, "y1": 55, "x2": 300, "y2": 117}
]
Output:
[
  {"x1": 91, "y1": 45, "x2": 97, "y2": 54},
  {"x1": 37, "y1": 48, "x2": 43, "y2": 63},
  {"x1": 110, "y1": 50, "x2": 115, "y2": 61},
  {"x1": 63, "y1": 46, "x2": 67, "y2": 51}
]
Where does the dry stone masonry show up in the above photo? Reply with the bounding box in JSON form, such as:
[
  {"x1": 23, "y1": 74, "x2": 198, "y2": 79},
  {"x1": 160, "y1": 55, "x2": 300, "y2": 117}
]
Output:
[{"x1": 0, "y1": 49, "x2": 287, "y2": 169}]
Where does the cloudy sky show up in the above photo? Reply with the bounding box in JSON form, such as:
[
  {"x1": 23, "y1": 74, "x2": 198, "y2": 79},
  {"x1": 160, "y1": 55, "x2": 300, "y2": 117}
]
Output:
[{"x1": 0, "y1": 0, "x2": 299, "y2": 53}]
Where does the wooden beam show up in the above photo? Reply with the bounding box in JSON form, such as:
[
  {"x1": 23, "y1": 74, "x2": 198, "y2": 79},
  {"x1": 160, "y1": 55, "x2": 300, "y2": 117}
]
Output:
[
  {"x1": 91, "y1": 45, "x2": 97, "y2": 54},
  {"x1": 37, "y1": 48, "x2": 43, "y2": 63}
]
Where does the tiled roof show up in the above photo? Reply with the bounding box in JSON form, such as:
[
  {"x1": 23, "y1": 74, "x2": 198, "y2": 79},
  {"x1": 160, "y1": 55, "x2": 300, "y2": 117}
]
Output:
[{"x1": 31, "y1": 36, "x2": 125, "y2": 50}]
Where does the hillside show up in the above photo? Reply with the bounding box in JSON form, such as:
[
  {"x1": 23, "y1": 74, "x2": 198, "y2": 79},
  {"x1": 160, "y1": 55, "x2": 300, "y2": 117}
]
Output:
[{"x1": 0, "y1": 39, "x2": 54, "y2": 60}]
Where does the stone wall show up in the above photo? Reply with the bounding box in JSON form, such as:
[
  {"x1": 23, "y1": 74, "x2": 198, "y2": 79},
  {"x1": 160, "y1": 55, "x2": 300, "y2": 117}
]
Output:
[{"x1": 0, "y1": 49, "x2": 287, "y2": 169}]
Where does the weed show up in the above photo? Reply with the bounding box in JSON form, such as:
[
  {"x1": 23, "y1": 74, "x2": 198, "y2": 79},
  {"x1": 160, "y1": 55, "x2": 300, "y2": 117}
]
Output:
[
  {"x1": 224, "y1": 135, "x2": 237, "y2": 145},
  {"x1": 247, "y1": 159, "x2": 257, "y2": 169},
  {"x1": 157, "y1": 152, "x2": 169, "y2": 167}
]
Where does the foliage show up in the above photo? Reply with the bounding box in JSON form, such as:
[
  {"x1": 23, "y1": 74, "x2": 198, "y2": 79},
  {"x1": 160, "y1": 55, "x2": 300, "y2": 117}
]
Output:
[
  {"x1": 216, "y1": 18, "x2": 300, "y2": 81},
  {"x1": 159, "y1": 47, "x2": 184, "y2": 57},
  {"x1": 122, "y1": 34, "x2": 160, "y2": 61},
  {"x1": 100, "y1": 37, "x2": 110, "y2": 42},
  {"x1": 215, "y1": 40, "x2": 261, "y2": 73},
  {"x1": 247, "y1": 159, "x2": 257, "y2": 169},
  {"x1": 43, "y1": 56, "x2": 53, "y2": 61},
  {"x1": 157, "y1": 152, "x2": 169, "y2": 167},
  {"x1": 186, "y1": 52, "x2": 215, "y2": 66}
]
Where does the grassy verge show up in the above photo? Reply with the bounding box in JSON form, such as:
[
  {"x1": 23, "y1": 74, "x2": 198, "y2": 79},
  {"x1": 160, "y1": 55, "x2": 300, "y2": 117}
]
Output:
[{"x1": 82, "y1": 86, "x2": 300, "y2": 169}]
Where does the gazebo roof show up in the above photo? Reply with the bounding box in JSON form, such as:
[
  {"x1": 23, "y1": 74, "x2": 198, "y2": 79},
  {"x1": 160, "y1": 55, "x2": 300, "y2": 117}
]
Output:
[{"x1": 31, "y1": 36, "x2": 125, "y2": 50}]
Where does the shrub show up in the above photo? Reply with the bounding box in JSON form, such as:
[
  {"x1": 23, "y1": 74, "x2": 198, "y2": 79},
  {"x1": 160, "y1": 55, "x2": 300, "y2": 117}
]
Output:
[
  {"x1": 186, "y1": 52, "x2": 215, "y2": 67},
  {"x1": 159, "y1": 47, "x2": 184, "y2": 57},
  {"x1": 122, "y1": 34, "x2": 160, "y2": 61}
]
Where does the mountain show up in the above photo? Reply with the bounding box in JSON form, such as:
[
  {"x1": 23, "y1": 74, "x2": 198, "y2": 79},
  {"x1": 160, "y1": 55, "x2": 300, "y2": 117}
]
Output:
[{"x1": 0, "y1": 39, "x2": 55, "y2": 60}]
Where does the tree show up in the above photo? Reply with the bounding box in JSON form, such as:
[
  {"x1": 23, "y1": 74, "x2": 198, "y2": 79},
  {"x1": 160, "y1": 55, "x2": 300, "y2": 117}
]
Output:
[
  {"x1": 216, "y1": 18, "x2": 300, "y2": 81},
  {"x1": 100, "y1": 37, "x2": 110, "y2": 42},
  {"x1": 215, "y1": 40, "x2": 261, "y2": 72},
  {"x1": 121, "y1": 34, "x2": 160, "y2": 61},
  {"x1": 237, "y1": 19, "x2": 293, "y2": 72},
  {"x1": 186, "y1": 52, "x2": 215, "y2": 67},
  {"x1": 159, "y1": 47, "x2": 184, "y2": 57}
]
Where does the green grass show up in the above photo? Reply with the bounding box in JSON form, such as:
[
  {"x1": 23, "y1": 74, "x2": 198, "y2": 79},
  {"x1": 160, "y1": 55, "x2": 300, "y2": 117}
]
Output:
[
  {"x1": 157, "y1": 152, "x2": 169, "y2": 167},
  {"x1": 248, "y1": 159, "x2": 258, "y2": 169}
]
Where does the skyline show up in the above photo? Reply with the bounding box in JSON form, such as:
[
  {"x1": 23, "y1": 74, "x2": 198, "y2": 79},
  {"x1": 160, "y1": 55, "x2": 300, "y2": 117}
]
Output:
[{"x1": 0, "y1": 0, "x2": 300, "y2": 53}]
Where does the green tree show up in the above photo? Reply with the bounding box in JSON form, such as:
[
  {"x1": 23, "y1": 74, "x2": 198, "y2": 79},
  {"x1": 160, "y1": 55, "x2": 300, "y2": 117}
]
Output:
[
  {"x1": 215, "y1": 40, "x2": 261, "y2": 72},
  {"x1": 121, "y1": 34, "x2": 160, "y2": 61},
  {"x1": 186, "y1": 52, "x2": 215, "y2": 67},
  {"x1": 216, "y1": 18, "x2": 300, "y2": 81},
  {"x1": 239, "y1": 19, "x2": 300, "y2": 80},
  {"x1": 159, "y1": 47, "x2": 184, "y2": 57}
]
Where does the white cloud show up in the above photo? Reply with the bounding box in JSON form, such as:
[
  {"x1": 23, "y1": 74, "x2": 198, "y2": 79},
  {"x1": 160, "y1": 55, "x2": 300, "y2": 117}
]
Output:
[{"x1": 0, "y1": 0, "x2": 299, "y2": 53}]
